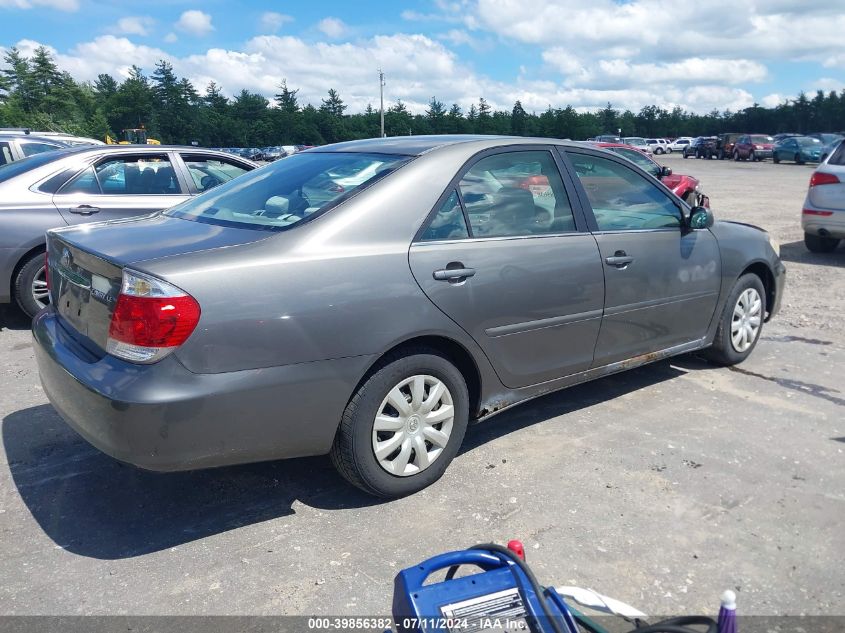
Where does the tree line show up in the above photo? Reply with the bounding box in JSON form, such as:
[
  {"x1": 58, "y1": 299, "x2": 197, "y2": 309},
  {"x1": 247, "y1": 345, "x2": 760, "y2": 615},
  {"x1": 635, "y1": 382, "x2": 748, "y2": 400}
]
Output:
[{"x1": 1, "y1": 46, "x2": 844, "y2": 147}]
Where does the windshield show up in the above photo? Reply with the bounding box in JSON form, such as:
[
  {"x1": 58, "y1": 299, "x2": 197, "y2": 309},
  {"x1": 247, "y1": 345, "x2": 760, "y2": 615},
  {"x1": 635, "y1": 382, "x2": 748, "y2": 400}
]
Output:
[
  {"x1": 164, "y1": 151, "x2": 410, "y2": 231},
  {"x1": 751, "y1": 135, "x2": 773, "y2": 143},
  {"x1": 0, "y1": 150, "x2": 63, "y2": 182},
  {"x1": 796, "y1": 137, "x2": 822, "y2": 147}
]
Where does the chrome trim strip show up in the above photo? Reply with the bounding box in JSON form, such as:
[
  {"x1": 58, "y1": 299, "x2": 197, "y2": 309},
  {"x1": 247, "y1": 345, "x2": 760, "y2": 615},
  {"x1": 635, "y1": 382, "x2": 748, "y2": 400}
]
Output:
[{"x1": 485, "y1": 309, "x2": 603, "y2": 337}]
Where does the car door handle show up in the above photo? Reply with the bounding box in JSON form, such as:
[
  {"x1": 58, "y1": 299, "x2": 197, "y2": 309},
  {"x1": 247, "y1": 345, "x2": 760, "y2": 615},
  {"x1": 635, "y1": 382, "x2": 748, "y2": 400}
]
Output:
[
  {"x1": 605, "y1": 251, "x2": 634, "y2": 268},
  {"x1": 433, "y1": 267, "x2": 476, "y2": 282},
  {"x1": 69, "y1": 205, "x2": 100, "y2": 215}
]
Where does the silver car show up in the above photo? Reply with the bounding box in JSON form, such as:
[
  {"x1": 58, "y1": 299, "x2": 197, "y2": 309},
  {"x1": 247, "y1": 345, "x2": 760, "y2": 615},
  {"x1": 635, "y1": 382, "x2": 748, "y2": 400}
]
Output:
[
  {"x1": 802, "y1": 139, "x2": 845, "y2": 252},
  {"x1": 0, "y1": 145, "x2": 256, "y2": 316},
  {"x1": 33, "y1": 136, "x2": 785, "y2": 498}
]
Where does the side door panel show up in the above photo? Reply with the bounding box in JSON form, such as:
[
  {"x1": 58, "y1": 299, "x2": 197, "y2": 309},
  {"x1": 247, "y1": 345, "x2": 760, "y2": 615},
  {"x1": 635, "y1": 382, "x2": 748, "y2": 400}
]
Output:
[
  {"x1": 409, "y1": 235, "x2": 605, "y2": 388},
  {"x1": 559, "y1": 148, "x2": 721, "y2": 366}
]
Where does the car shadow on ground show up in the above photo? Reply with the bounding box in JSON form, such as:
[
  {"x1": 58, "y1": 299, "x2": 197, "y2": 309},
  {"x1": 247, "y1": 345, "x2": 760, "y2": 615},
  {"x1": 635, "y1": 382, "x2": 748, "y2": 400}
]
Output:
[
  {"x1": 779, "y1": 239, "x2": 844, "y2": 268},
  {"x1": 3, "y1": 361, "x2": 687, "y2": 560},
  {"x1": 0, "y1": 305, "x2": 32, "y2": 331}
]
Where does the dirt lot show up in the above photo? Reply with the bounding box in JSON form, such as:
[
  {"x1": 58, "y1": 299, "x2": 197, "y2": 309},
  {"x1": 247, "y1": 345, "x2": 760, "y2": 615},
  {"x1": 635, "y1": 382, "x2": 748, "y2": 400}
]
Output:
[{"x1": 0, "y1": 153, "x2": 842, "y2": 619}]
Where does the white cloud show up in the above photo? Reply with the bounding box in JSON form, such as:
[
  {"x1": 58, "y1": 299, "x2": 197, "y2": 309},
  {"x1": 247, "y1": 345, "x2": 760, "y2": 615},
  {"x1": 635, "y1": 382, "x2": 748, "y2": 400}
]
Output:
[
  {"x1": 13, "y1": 33, "x2": 764, "y2": 116},
  {"x1": 259, "y1": 11, "x2": 293, "y2": 33},
  {"x1": 0, "y1": 0, "x2": 77, "y2": 10},
  {"x1": 317, "y1": 17, "x2": 347, "y2": 39},
  {"x1": 761, "y1": 93, "x2": 785, "y2": 108},
  {"x1": 164, "y1": 32, "x2": 177, "y2": 44},
  {"x1": 114, "y1": 16, "x2": 155, "y2": 37},
  {"x1": 175, "y1": 10, "x2": 214, "y2": 37}
]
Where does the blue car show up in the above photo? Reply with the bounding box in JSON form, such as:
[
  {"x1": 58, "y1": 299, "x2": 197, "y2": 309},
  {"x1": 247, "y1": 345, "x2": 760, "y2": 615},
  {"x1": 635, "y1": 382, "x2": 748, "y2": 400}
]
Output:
[{"x1": 773, "y1": 136, "x2": 824, "y2": 164}]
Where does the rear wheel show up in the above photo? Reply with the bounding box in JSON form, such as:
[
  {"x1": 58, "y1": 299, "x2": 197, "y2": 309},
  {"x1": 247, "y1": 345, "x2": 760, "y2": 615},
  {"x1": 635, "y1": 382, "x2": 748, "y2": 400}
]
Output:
[
  {"x1": 795, "y1": 153, "x2": 804, "y2": 165},
  {"x1": 804, "y1": 233, "x2": 840, "y2": 253},
  {"x1": 13, "y1": 251, "x2": 49, "y2": 318},
  {"x1": 733, "y1": 150, "x2": 740, "y2": 161},
  {"x1": 704, "y1": 273, "x2": 766, "y2": 366},
  {"x1": 330, "y1": 350, "x2": 469, "y2": 498},
  {"x1": 718, "y1": 149, "x2": 725, "y2": 160},
  {"x1": 773, "y1": 153, "x2": 780, "y2": 164}
]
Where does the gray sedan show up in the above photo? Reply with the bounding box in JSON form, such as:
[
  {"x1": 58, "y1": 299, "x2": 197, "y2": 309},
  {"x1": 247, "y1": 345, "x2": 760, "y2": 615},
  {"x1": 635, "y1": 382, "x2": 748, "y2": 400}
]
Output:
[
  {"x1": 33, "y1": 135, "x2": 785, "y2": 498},
  {"x1": 0, "y1": 145, "x2": 256, "y2": 316}
]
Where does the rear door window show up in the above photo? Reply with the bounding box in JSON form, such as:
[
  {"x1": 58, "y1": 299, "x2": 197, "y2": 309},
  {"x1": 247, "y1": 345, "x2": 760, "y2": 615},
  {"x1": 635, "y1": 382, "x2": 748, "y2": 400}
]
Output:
[
  {"x1": 0, "y1": 141, "x2": 12, "y2": 165},
  {"x1": 93, "y1": 155, "x2": 182, "y2": 195},
  {"x1": 457, "y1": 150, "x2": 576, "y2": 237},
  {"x1": 420, "y1": 190, "x2": 469, "y2": 241},
  {"x1": 20, "y1": 141, "x2": 63, "y2": 157}
]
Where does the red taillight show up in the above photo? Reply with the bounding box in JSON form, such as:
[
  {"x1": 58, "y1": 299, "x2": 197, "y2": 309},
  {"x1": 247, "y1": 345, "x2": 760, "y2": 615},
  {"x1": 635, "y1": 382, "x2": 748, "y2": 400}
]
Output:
[
  {"x1": 802, "y1": 209, "x2": 834, "y2": 216},
  {"x1": 109, "y1": 294, "x2": 200, "y2": 348},
  {"x1": 106, "y1": 269, "x2": 200, "y2": 363},
  {"x1": 810, "y1": 172, "x2": 840, "y2": 187}
]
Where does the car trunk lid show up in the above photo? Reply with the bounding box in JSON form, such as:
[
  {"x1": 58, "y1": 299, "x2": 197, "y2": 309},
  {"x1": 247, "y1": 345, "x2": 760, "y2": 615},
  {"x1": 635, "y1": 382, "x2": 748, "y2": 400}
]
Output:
[{"x1": 46, "y1": 213, "x2": 272, "y2": 356}]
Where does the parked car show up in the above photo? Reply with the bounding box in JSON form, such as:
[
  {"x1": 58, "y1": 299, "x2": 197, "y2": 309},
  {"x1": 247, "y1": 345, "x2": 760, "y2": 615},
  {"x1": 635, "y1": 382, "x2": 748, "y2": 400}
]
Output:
[
  {"x1": 645, "y1": 138, "x2": 670, "y2": 154},
  {"x1": 589, "y1": 134, "x2": 621, "y2": 143},
  {"x1": 590, "y1": 142, "x2": 708, "y2": 206},
  {"x1": 622, "y1": 137, "x2": 652, "y2": 154},
  {"x1": 715, "y1": 133, "x2": 743, "y2": 160},
  {"x1": 772, "y1": 133, "x2": 802, "y2": 143},
  {"x1": 668, "y1": 137, "x2": 694, "y2": 152},
  {"x1": 733, "y1": 135, "x2": 775, "y2": 161},
  {"x1": 33, "y1": 135, "x2": 784, "y2": 498},
  {"x1": 0, "y1": 133, "x2": 71, "y2": 166},
  {"x1": 0, "y1": 145, "x2": 257, "y2": 316},
  {"x1": 821, "y1": 138, "x2": 843, "y2": 163},
  {"x1": 808, "y1": 133, "x2": 843, "y2": 146},
  {"x1": 773, "y1": 136, "x2": 824, "y2": 164},
  {"x1": 801, "y1": 139, "x2": 845, "y2": 253},
  {"x1": 683, "y1": 137, "x2": 717, "y2": 159}
]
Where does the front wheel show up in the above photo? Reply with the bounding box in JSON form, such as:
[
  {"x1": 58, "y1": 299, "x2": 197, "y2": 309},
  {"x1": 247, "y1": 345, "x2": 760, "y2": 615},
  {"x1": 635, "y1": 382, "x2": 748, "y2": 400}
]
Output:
[
  {"x1": 795, "y1": 153, "x2": 804, "y2": 165},
  {"x1": 733, "y1": 150, "x2": 740, "y2": 161},
  {"x1": 703, "y1": 274, "x2": 766, "y2": 366},
  {"x1": 330, "y1": 351, "x2": 469, "y2": 498},
  {"x1": 773, "y1": 153, "x2": 780, "y2": 164},
  {"x1": 805, "y1": 233, "x2": 840, "y2": 253},
  {"x1": 14, "y1": 251, "x2": 49, "y2": 318}
]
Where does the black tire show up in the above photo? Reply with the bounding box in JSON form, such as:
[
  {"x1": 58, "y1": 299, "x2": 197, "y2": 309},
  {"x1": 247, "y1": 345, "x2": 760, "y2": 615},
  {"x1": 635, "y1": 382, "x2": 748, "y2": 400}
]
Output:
[
  {"x1": 795, "y1": 153, "x2": 804, "y2": 165},
  {"x1": 773, "y1": 153, "x2": 780, "y2": 164},
  {"x1": 330, "y1": 350, "x2": 469, "y2": 498},
  {"x1": 13, "y1": 251, "x2": 48, "y2": 318},
  {"x1": 683, "y1": 151, "x2": 689, "y2": 159},
  {"x1": 655, "y1": 148, "x2": 664, "y2": 155},
  {"x1": 703, "y1": 273, "x2": 766, "y2": 366},
  {"x1": 733, "y1": 150, "x2": 740, "y2": 161},
  {"x1": 718, "y1": 149, "x2": 725, "y2": 160},
  {"x1": 750, "y1": 151, "x2": 757, "y2": 162},
  {"x1": 804, "y1": 233, "x2": 840, "y2": 253}
]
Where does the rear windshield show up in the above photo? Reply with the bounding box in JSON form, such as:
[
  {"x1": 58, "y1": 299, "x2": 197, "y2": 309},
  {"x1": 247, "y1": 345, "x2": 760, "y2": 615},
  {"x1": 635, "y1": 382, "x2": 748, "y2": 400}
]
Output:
[
  {"x1": 164, "y1": 151, "x2": 409, "y2": 231},
  {"x1": 796, "y1": 137, "x2": 822, "y2": 146},
  {"x1": 751, "y1": 135, "x2": 773, "y2": 143},
  {"x1": 0, "y1": 150, "x2": 62, "y2": 183}
]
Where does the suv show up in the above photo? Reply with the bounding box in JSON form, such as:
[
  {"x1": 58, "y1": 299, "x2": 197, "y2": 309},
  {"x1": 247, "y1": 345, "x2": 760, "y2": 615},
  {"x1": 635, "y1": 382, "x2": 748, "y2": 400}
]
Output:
[
  {"x1": 668, "y1": 137, "x2": 694, "y2": 152},
  {"x1": 645, "y1": 138, "x2": 670, "y2": 154},
  {"x1": 733, "y1": 135, "x2": 774, "y2": 161},
  {"x1": 0, "y1": 134, "x2": 71, "y2": 166},
  {"x1": 623, "y1": 137, "x2": 652, "y2": 154},
  {"x1": 683, "y1": 137, "x2": 717, "y2": 159},
  {"x1": 715, "y1": 133, "x2": 743, "y2": 160}
]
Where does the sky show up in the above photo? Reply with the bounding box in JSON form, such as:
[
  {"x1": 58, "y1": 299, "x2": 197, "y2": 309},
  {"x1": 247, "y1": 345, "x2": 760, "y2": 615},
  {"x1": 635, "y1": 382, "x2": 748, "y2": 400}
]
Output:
[{"x1": 1, "y1": 0, "x2": 844, "y2": 116}]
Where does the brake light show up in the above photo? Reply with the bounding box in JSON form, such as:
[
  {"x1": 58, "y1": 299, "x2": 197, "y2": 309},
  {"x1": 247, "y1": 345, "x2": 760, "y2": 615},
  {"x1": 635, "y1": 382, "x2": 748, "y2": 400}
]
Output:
[
  {"x1": 810, "y1": 172, "x2": 840, "y2": 187},
  {"x1": 802, "y1": 209, "x2": 833, "y2": 216},
  {"x1": 107, "y1": 269, "x2": 200, "y2": 363}
]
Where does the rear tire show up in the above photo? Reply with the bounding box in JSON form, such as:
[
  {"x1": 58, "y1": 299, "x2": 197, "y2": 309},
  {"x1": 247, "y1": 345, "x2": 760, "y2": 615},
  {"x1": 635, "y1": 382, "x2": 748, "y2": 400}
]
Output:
[
  {"x1": 773, "y1": 154, "x2": 780, "y2": 164},
  {"x1": 703, "y1": 273, "x2": 766, "y2": 366},
  {"x1": 804, "y1": 233, "x2": 840, "y2": 253},
  {"x1": 795, "y1": 153, "x2": 804, "y2": 165},
  {"x1": 330, "y1": 350, "x2": 469, "y2": 498},
  {"x1": 13, "y1": 251, "x2": 48, "y2": 319},
  {"x1": 733, "y1": 150, "x2": 740, "y2": 161}
]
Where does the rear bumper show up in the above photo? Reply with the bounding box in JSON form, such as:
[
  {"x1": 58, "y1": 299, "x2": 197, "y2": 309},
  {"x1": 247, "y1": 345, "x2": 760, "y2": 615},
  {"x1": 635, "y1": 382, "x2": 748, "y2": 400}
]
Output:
[
  {"x1": 33, "y1": 311, "x2": 372, "y2": 471},
  {"x1": 802, "y1": 208, "x2": 845, "y2": 239}
]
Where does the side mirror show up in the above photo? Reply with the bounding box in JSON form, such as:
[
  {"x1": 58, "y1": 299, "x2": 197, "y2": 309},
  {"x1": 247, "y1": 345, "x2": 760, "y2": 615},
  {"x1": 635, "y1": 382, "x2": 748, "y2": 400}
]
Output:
[
  {"x1": 689, "y1": 206, "x2": 714, "y2": 230},
  {"x1": 661, "y1": 165, "x2": 672, "y2": 177}
]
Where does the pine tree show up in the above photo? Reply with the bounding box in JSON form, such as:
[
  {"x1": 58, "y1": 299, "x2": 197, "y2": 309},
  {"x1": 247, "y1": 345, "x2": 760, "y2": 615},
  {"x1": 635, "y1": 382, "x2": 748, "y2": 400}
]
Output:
[
  {"x1": 511, "y1": 100, "x2": 527, "y2": 135},
  {"x1": 275, "y1": 79, "x2": 300, "y2": 114},
  {"x1": 320, "y1": 89, "x2": 346, "y2": 117}
]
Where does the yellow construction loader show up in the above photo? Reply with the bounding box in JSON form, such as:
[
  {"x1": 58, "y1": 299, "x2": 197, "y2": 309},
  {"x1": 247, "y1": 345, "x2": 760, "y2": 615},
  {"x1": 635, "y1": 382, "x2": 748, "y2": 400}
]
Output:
[{"x1": 105, "y1": 127, "x2": 160, "y2": 145}]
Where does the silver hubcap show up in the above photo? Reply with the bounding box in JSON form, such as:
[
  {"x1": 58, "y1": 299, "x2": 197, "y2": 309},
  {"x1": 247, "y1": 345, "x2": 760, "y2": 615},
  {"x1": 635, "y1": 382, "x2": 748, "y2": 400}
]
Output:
[
  {"x1": 32, "y1": 265, "x2": 49, "y2": 308},
  {"x1": 372, "y1": 374, "x2": 454, "y2": 477},
  {"x1": 731, "y1": 288, "x2": 762, "y2": 352}
]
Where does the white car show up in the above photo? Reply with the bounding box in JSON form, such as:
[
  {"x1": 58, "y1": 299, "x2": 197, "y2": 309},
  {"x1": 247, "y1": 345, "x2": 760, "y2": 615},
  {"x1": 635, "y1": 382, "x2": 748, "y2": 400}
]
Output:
[
  {"x1": 801, "y1": 139, "x2": 845, "y2": 253},
  {"x1": 668, "y1": 137, "x2": 694, "y2": 153},
  {"x1": 622, "y1": 137, "x2": 653, "y2": 155},
  {"x1": 645, "y1": 138, "x2": 670, "y2": 154}
]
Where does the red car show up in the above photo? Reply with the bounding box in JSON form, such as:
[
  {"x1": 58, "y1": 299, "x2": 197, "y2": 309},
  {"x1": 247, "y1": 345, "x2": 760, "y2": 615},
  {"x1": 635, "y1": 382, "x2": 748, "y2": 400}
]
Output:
[
  {"x1": 733, "y1": 134, "x2": 774, "y2": 161},
  {"x1": 590, "y1": 142, "x2": 709, "y2": 206}
]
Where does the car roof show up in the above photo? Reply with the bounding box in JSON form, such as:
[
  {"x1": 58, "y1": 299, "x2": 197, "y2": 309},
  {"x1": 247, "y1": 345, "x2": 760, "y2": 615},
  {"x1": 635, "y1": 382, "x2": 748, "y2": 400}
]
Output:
[
  {"x1": 0, "y1": 134, "x2": 71, "y2": 144},
  {"x1": 304, "y1": 134, "x2": 644, "y2": 157},
  {"x1": 18, "y1": 144, "x2": 259, "y2": 161}
]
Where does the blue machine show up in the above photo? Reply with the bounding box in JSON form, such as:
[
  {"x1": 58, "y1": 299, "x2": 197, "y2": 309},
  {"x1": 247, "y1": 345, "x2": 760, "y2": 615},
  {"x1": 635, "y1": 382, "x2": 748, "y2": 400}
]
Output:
[{"x1": 392, "y1": 545, "x2": 580, "y2": 633}]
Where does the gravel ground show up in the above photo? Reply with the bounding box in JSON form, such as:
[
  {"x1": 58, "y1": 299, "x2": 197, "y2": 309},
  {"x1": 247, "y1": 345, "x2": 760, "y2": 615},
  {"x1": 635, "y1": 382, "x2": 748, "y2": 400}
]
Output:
[{"x1": 0, "y1": 153, "x2": 842, "y2": 619}]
